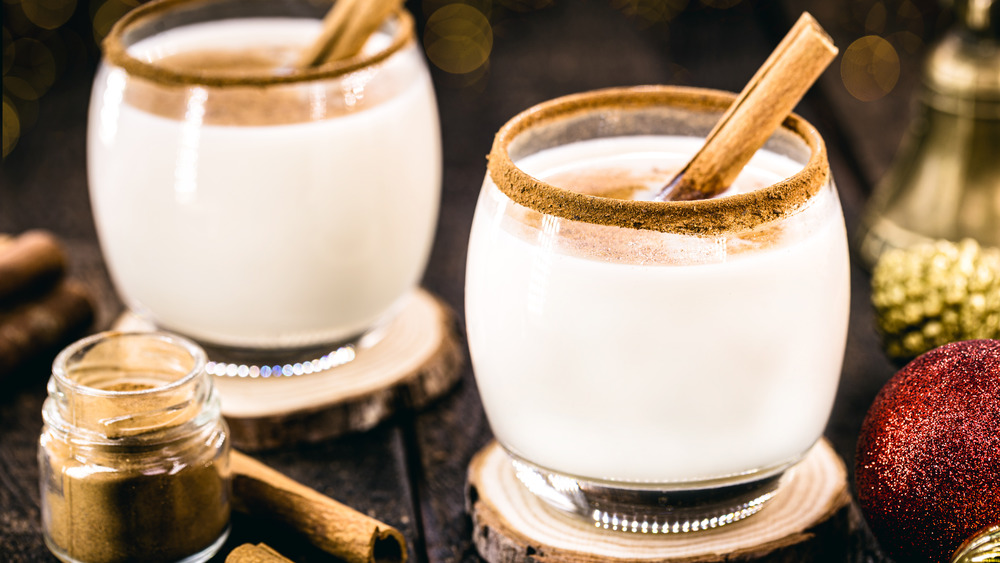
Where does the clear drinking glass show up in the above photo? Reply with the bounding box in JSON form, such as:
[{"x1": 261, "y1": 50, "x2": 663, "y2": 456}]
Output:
[
  {"x1": 465, "y1": 86, "x2": 851, "y2": 532},
  {"x1": 88, "y1": 0, "x2": 441, "y2": 374}
]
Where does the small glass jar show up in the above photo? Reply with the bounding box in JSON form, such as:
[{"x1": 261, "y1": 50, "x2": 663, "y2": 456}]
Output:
[
  {"x1": 466, "y1": 86, "x2": 850, "y2": 531},
  {"x1": 39, "y1": 332, "x2": 231, "y2": 563}
]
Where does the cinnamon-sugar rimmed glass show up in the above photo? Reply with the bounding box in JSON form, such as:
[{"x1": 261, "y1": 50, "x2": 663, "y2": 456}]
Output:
[
  {"x1": 466, "y1": 86, "x2": 850, "y2": 532},
  {"x1": 88, "y1": 0, "x2": 441, "y2": 376}
]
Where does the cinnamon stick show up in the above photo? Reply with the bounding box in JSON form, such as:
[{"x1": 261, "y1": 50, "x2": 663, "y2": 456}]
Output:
[
  {"x1": 0, "y1": 279, "x2": 94, "y2": 379},
  {"x1": 0, "y1": 230, "x2": 67, "y2": 301},
  {"x1": 657, "y1": 13, "x2": 837, "y2": 201},
  {"x1": 226, "y1": 543, "x2": 295, "y2": 563},
  {"x1": 230, "y1": 450, "x2": 407, "y2": 563},
  {"x1": 296, "y1": 0, "x2": 402, "y2": 67}
]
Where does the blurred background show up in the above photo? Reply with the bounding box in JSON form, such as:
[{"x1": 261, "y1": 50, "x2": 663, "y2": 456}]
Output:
[
  {"x1": 0, "y1": 0, "x2": 952, "y2": 269},
  {"x1": 2, "y1": 0, "x2": 946, "y2": 159},
  {"x1": 2, "y1": 1, "x2": 982, "y2": 561}
]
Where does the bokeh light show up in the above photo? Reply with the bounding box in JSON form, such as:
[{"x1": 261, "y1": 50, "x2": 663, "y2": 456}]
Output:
[
  {"x1": 22, "y1": 0, "x2": 77, "y2": 29},
  {"x1": 865, "y1": 1, "x2": 887, "y2": 34},
  {"x1": 611, "y1": 0, "x2": 689, "y2": 27},
  {"x1": 7, "y1": 38, "x2": 57, "y2": 100},
  {"x1": 3, "y1": 0, "x2": 99, "y2": 158},
  {"x1": 2, "y1": 28, "x2": 14, "y2": 75},
  {"x1": 841, "y1": 35, "x2": 900, "y2": 101},
  {"x1": 699, "y1": 0, "x2": 741, "y2": 9},
  {"x1": 895, "y1": 0, "x2": 924, "y2": 35},
  {"x1": 840, "y1": 0, "x2": 928, "y2": 68},
  {"x1": 423, "y1": 0, "x2": 492, "y2": 22},
  {"x1": 2, "y1": 96, "x2": 20, "y2": 158},
  {"x1": 888, "y1": 30, "x2": 922, "y2": 55},
  {"x1": 423, "y1": 4, "x2": 493, "y2": 75},
  {"x1": 494, "y1": 0, "x2": 552, "y2": 12},
  {"x1": 91, "y1": 0, "x2": 138, "y2": 42}
]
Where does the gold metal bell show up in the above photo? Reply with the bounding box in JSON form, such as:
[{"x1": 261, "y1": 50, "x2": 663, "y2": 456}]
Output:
[
  {"x1": 950, "y1": 524, "x2": 1000, "y2": 563},
  {"x1": 859, "y1": 0, "x2": 1000, "y2": 268}
]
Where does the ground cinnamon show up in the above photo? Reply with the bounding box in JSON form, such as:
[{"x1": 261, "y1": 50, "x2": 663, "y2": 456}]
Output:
[
  {"x1": 39, "y1": 332, "x2": 231, "y2": 563},
  {"x1": 42, "y1": 454, "x2": 230, "y2": 562},
  {"x1": 486, "y1": 86, "x2": 830, "y2": 236}
]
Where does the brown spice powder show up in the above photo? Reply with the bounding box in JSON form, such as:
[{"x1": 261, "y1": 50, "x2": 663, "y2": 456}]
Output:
[
  {"x1": 487, "y1": 86, "x2": 829, "y2": 236},
  {"x1": 41, "y1": 360, "x2": 230, "y2": 563},
  {"x1": 42, "y1": 449, "x2": 230, "y2": 563}
]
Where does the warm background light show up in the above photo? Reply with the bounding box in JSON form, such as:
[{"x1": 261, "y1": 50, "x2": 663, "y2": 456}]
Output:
[
  {"x1": 2, "y1": 0, "x2": 942, "y2": 159},
  {"x1": 423, "y1": 3, "x2": 493, "y2": 74},
  {"x1": 835, "y1": 0, "x2": 933, "y2": 102},
  {"x1": 3, "y1": 0, "x2": 94, "y2": 158},
  {"x1": 91, "y1": 0, "x2": 137, "y2": 41},
  {"x1": 842, "y1": 35, "x2": 900, "y2": 102},
  {"x1": 611, "y1": 0, "x2": 689, "y2": 27},
  {"x1": 22, "y1": 0, "x2": 76, "y2": 29}
]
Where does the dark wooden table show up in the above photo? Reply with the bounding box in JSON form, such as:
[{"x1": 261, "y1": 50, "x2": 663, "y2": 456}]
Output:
[{"x1": 1, "y1": 0, "x2": 946, "y2": 560}]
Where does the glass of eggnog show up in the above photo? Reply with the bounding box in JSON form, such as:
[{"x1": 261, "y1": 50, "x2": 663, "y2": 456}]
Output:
[
  {"x1": 88, "y1": 0, "x2": 440, "y2": 372},
  {"x1": 466, "y1": 86, "x2": 850, "y2": 532}
]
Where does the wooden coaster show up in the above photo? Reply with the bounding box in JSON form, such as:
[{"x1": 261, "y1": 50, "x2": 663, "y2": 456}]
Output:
[
  {"x1": 466, "y1": 439, "x2": 857, "y2": 562},
  {"x1": 114, "y1": 289, "x2": 463, "y2": 450}
]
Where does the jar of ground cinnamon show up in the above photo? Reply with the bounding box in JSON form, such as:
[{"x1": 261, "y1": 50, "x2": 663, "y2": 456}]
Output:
[{"x1": 38, "y1": 331, "x2": 231, "y2": 563}]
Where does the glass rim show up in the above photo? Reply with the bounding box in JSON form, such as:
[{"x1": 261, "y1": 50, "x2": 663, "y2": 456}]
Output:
[
  {"x1": 52, "y1": 331, "x2": 208, "y2": 398},
  {"x1": 101, "y1": 0, "x2": 415, "y2": 88},
  {"x1": 486, "y1": 85, "x2": 831, "y2": 236}
]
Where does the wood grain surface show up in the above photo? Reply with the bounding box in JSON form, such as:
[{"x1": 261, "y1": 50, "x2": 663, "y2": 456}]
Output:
[
  {"x1": 0, "y1": 0, "x2": 945, "y2": 561},
  {"x1": 467, "y1": 440, "x2": 856, "y2": 562},
  {"x1": 114, "y1": 290, "x2": 464, "y2": 451}
]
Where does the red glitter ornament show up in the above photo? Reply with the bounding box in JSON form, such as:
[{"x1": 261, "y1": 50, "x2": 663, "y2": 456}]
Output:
[{"x1": 856, "y1": 339, "x2": 1000, "y2": 563}]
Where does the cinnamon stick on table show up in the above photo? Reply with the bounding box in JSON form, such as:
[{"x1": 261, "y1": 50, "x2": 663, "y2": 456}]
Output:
[
  {"x1": 657, "y1": 12, "x2": 838, "y2": 201},
  {"x1": 0, "y1": 230, "x2": 67, "y2": 301},
  {"x1": 226, "y1": 543, "x2": 295, "y2": 563},
  {"x1": 0, "y1": 279, "x2": 94, "y2": 379},
  {"x1": 231, "y1": 450, "x2": 407, "y2": 563}
]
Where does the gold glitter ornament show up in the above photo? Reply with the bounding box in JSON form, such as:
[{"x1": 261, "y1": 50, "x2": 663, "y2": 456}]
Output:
[{"x1": 871, "y1": 238, "x2": 1000, "y2": 363}]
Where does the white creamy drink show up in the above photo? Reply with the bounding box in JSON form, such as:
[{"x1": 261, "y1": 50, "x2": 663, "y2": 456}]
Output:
[
  {"x1": 466, "y1": 135, "x2": 850, "y2": 484},
  {"x1": 89, "y1": 16, "x2": 441, "y2": 349}
]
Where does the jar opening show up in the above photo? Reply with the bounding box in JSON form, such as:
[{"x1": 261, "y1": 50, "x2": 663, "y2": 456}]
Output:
[
  {"x1": 487, "y1": 86, "x2": 830, "y2": 236},
  {"x1": 52, "y1": 331, "x2": 206, "y2": 397},
  {"x1": 102, "y1": 0, "x2": 414, "y2": 87},
  {"x1": 48, "y1": 332, "x2": 213, "y2": 440}
]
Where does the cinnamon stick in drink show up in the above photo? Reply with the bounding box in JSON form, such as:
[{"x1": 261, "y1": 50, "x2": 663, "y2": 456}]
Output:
[
  {"x1": 296, "y1": 0, "x2": 402, "y2": 67},
  {"x1": 657, "y1": 13, "x2": 837, "y2": 201}
]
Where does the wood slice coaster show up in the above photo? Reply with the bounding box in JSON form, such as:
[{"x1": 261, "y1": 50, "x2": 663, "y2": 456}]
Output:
[
  {"x1": 466, "y1": 439, "x2": 857, "y2": 562},
  {"x1": 114, "y1": 289, "x2": 463, "y2": 450}
]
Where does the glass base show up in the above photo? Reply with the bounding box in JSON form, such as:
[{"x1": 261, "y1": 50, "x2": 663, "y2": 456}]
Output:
[
  {"x1": 45, "y1": 524, "x2": 230, "y2": 563},
  {"x1": 120, "y1": 308, "x2": 394, "y2": 379},
  {"x1": 197, "y1": 332, "x2": 377, "y2": 379},
  {"x1": 507, "y1": 450, "x2": 790, "y2": 533}
]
